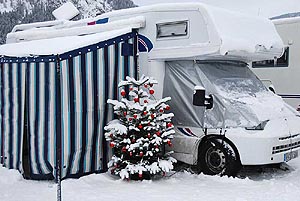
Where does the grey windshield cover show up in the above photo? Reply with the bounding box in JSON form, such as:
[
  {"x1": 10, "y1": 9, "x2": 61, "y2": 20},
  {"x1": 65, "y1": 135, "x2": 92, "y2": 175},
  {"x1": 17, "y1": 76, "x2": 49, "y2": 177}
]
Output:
[{"x1": 163, "y1": 60, "x2": 294, "y2": 128}]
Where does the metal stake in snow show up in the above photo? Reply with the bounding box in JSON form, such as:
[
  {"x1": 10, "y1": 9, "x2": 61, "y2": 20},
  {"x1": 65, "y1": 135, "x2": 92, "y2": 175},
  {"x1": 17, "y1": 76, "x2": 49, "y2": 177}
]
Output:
[{"x1": 57, "y1": 156, "x2": 62, "y2": 201}]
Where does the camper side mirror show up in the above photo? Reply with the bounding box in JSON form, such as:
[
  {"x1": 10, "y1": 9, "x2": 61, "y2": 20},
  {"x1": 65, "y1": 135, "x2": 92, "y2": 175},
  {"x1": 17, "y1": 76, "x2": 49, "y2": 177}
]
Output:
[{"x1": 193, "y1": 86, "x2": 213, "y2": 109}]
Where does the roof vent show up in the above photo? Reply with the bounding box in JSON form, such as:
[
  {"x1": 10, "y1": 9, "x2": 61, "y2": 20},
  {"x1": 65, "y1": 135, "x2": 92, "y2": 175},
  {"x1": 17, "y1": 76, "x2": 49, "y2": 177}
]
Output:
[{"x1": 52, "y1": 2, "x2": 80, "y2": 20}]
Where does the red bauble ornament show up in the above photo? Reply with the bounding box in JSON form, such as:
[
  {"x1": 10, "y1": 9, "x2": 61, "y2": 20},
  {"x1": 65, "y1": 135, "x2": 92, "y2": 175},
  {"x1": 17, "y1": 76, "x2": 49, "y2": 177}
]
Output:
[
  {"x1": 167, "y1": 140, "x2": 172, "y2": 147},
  {"x1": 147, "y1": 133, "x2": 151, "y2": 138},
  {"x1": 123, "y1": 111, "x2": 127, "y2": 116},
  {"x1": 156, "y1": 131, "x2": 161, "y2": 136},
  {"x1": 143, "y1": 111, "x2": 148, "y2": 115},
  {"x1": 139, "y1": 173, "x2": 143, "y2": 178},
  {"x1": 121, "y1": 90, "x2": 126, "y2": 97},
  {"x1": 138, "y1": 124, "x2": 143, "y2": 129},
  {"x1": 129, "y1": 87, "x2": 133, "y2": 91},
  {"x1": 159, "y1": 109, "x2": 164, "y2": 113},
  {"x1": 134, "y1": 97, "x2": 139, "y2": 102},
  {"x1": 133, "y1": 114, "x2": 138, "y2": 119},
  {"x1": 144, "y1": 84, "x2": 148, "y2": 88},
  {"x1": 122, "y1": 147, "x2": 127, "y2": 153},
  {"x1": 139, "y1": 152, "x2": 143, "y2": 157},
  {"x1": 151, "y1": 114, "x2": 155, "y2": 119},
  {"x1": 144, "y1": 99, "x2": 148, "y2": 104},
  {"x1": 109, "y1": 142, "x2": 114, "y2": 148},
  {"x1": 130, "y1": 152, "x2": 133, "y2": 156},
  {"x1": 165, "y1": 105, "x2": 171, "y2": 111},
  {"x1": 167, "y1": 123, "x2": 173, "y2": 128},
  {"x1": 149, "y1": 89, "x2": 155, "y2": 95},
  {"x1": 129, "y1": 118, "x2": 133, "y2": 121}
]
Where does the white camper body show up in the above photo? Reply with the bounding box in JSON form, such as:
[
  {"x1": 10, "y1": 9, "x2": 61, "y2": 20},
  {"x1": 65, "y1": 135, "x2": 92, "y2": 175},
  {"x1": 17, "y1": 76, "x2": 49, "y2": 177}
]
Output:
[
  {"x1": 6, "y1": 3, "x2": 300, "y2": 175},
  {"x1": 252, "y1": 17, "x2": 300, "y2": 111}
]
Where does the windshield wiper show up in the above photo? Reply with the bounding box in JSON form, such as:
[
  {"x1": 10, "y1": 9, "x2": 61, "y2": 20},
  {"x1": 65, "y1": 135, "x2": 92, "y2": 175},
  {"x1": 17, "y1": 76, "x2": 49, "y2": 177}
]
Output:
[{"x1": 245, "y1": 120, "x2": 269, "y2": 130}]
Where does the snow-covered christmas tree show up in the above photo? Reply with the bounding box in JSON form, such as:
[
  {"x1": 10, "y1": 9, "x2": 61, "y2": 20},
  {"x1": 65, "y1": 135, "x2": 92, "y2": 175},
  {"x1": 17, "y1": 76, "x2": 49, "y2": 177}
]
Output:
[{"x1": 104, "y1": 75, "x2": 176, "y2": 180}]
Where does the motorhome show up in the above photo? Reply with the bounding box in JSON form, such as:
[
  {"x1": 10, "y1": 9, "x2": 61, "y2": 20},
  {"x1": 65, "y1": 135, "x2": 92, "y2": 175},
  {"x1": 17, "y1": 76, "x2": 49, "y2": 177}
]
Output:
[
  {"x1": 251, "y1": 16, "x2": 300, "y2": 111},
  {"x1": 1, "y1": 3, "x2": 300, "y2": 179}
]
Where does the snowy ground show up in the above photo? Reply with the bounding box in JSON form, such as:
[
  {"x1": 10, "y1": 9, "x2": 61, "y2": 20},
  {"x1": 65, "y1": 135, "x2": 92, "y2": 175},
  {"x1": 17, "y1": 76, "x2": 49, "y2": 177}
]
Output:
[{"x1": 1, "y1": 159, "x2": 300, "y2": 201}]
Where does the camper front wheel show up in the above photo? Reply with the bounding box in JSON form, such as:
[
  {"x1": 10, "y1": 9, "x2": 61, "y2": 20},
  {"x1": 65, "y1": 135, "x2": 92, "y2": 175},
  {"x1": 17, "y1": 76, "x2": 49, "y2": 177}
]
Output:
[{"x1": 198, "y1": 137, "x2": 241, "y2": 176}]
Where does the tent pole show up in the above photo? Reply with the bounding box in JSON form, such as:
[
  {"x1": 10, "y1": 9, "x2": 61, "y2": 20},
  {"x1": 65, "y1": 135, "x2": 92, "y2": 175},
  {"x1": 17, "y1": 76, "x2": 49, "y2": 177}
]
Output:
[
  {"x1": 134, "y1": 30, "x2": 139, "y2": 80},
  {"x1": 55, "y1": 56, "x2": 62, "y2": 201},
  {"x1": 22, "y1": 63, "x2": 31, "y2": 178}
]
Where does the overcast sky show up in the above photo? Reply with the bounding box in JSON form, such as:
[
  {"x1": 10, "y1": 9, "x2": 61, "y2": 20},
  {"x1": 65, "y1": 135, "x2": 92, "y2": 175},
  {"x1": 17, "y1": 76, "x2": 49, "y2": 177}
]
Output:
[{"x1": 132, "y1": 0, "x2": 300, "y2": 18}]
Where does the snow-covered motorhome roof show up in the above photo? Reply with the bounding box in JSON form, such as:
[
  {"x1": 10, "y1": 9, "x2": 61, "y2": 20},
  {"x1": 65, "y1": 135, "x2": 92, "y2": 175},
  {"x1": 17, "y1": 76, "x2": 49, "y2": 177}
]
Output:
[
  {"x1": 3, "y1": 3, "x2": 283, "y2": 61},
  {"x1": 0, "y1": 15, "x2": 145, "y2": 57},
  {"x1": 6, "y1": 16, "x2": 145, "y2": 44},
  {"x1": 98, "y1": 3, "x2": 284, "y2": 60},
  {"x1": 205, "y1": 5, "x2": 283, "y2": 55},
  {"x1": 0, "y1": 28, "x2": 134, "y2": 57}
]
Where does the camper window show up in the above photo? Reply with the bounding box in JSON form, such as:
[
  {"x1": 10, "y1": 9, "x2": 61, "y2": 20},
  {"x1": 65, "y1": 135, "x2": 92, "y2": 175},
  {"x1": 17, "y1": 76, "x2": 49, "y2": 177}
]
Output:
[
  {"x1": 156, "y1": 21, "x2": 188, "y2": 38},
  {"x1": 252, "y1": 47, "x2": 289, "y2": 68}
]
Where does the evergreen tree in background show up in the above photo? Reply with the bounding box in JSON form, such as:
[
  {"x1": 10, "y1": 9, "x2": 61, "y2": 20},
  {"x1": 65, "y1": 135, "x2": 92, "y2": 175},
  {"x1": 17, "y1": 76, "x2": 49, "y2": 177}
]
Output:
[
  {"x1": 105, "y1": 75, "x2": 176, "y2": 180},
  {"x1": 0, "y1": 0, "x2": 136, "y2": 44}
]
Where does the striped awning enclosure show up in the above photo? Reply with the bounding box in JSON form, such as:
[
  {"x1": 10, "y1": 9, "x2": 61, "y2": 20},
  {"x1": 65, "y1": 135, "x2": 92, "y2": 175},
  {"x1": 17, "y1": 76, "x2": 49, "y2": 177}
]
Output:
[{"x1": 0, "y1": 31, "x2": 138, "y2": 180}]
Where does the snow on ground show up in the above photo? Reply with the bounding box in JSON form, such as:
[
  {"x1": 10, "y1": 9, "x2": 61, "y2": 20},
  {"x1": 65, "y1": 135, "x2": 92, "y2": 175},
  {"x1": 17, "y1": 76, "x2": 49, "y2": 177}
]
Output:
[{"x1": 1, "y1": 159, "x2": 300, "y2": 201}]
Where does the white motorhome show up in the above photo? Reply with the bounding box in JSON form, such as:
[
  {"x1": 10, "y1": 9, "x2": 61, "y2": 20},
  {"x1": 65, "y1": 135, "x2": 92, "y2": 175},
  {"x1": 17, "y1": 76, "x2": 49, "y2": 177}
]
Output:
[
  {"x1": 6, "y1": 3, "x2": 300, "y2": 176},
  {"x1": 251, "y1": 16, "x2": 300, "y2": 111}
]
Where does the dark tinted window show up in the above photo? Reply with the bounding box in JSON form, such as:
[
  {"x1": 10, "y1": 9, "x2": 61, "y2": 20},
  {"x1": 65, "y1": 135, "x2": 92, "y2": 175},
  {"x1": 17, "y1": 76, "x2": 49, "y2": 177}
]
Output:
[
  {"x1": 156, "y1": 21, "x2": 188, "y2": 38},
  {"x1": 252, "y1": 47, "x2": 289, "y2": 68}
]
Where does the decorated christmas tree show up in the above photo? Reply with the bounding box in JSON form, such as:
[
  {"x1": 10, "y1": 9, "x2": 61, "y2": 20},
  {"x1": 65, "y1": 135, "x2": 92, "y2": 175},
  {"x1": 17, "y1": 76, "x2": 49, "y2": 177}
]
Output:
[{"x1": 104, "y1": 75, "x2": 176, "y2": 180}]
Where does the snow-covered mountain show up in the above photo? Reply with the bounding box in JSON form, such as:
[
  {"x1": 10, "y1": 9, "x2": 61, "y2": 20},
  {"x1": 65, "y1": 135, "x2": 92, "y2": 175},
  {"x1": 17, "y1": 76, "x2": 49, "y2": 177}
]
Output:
[
  {"x1": 0, "y1": 0, "x2": 136, "y2": 44},
  {"x1": 0, "y1": 0, "x2": 136, "y2": 16}
]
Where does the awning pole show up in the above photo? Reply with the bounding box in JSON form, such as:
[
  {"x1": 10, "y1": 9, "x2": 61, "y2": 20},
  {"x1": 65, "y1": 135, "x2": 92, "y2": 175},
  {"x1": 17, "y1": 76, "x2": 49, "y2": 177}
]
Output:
[{"x1": 55, "y1": 55, "x2": 62, "y2": 201}]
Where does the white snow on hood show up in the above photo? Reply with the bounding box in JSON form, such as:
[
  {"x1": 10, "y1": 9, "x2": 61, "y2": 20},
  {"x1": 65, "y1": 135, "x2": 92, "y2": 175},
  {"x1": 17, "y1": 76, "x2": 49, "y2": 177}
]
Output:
[{"x1": 217, "y1": 89, "x2": 297, "y2": 124}]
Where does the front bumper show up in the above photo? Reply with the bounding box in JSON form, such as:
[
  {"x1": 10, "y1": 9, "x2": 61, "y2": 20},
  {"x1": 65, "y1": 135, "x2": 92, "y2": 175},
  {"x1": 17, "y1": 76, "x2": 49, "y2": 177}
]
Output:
[{"x1": 228, "y1": 129, "x2": 300, "y2": 165}]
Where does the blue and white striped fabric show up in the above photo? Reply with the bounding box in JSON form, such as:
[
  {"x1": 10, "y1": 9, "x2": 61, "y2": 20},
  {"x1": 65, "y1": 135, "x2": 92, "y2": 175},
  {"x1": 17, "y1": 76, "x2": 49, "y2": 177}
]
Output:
[
  {"x1": 26, "y1": 61, "x2": 56, "y2": 179},
  {"x1": 0, "y1": 62, "x2": 25, "y2": 171},
  {"x1": 0, "y1": 31, "x2": 138, "y2": 180}
]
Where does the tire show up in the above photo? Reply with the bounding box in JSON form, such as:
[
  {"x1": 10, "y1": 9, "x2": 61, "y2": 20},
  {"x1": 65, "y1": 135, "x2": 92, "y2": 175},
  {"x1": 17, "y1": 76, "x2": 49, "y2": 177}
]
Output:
[{"x1": 198, "y1": 137, "x2": 241, "y2": 176}]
